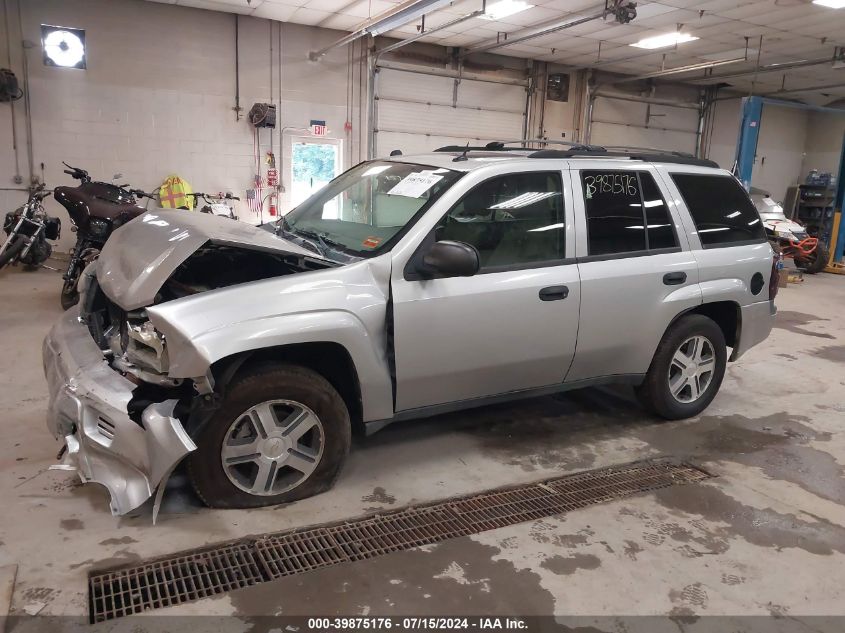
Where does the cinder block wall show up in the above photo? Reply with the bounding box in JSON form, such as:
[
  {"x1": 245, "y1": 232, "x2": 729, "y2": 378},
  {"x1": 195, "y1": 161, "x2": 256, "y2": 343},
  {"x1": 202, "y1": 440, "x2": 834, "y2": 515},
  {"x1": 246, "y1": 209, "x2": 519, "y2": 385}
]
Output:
[{"x1": 0, "y1": 0, "x2": 365, "y2": 250}]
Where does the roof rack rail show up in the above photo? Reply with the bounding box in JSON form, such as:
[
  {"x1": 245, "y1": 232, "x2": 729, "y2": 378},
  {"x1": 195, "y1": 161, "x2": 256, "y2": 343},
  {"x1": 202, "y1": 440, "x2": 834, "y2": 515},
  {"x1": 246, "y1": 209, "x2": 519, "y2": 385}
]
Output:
[
  {"x1": 527, "y1": 148, "x2": 719, "y2": 168},
  {"x1": 601, "y1": 145, "x2": 697, "y2": 158},
  {"x1": 433, "y1": 139, "x2": 610, "y2": 153},
  {"x1": 430, "y1": 140, "x2": 719, "y2": 168},
  {"x1": 434, "y1": 145, "x2": 525, "y2": 153}
]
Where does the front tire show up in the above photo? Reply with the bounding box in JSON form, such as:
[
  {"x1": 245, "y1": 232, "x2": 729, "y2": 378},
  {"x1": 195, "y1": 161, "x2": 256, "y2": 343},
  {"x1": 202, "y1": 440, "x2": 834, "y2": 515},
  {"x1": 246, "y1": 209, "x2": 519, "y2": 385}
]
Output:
[
  {"x1": 61, "y1": 278, "x2": 80, "y2": 310},
  {"x1": 636, "y1": 314, "x2": 727, "y2": 420},
  {"x1": 0, "y1": 235, "x2": 26, "y2": 269},
  {"x1": 794, "y1": 242, "x2": 829, "y2": 274},
  {"x1": 187, "y1": 364, "x2": 351, "y2": 509}
]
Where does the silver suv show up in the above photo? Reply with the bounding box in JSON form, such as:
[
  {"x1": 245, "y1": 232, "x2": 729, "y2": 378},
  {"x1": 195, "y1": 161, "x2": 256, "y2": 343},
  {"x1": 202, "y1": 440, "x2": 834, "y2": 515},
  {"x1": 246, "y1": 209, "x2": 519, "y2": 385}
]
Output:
[{"x1": 43, "y1": 143, "x2": 778, "y2": 515}]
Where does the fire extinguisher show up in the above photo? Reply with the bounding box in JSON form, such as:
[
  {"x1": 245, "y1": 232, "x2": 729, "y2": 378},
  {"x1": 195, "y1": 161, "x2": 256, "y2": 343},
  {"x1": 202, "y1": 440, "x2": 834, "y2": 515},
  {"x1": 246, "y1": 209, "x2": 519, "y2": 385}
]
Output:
[{"x1": 265, "y1": 153, "x2": 279, "y2": 216}]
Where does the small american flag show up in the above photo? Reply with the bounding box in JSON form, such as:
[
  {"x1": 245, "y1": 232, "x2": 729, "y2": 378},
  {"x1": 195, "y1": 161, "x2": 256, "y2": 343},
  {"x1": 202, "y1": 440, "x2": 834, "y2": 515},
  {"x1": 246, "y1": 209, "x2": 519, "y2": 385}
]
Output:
[{"x1": 246, "y1": 188, "x2": 262, "y2": 216}]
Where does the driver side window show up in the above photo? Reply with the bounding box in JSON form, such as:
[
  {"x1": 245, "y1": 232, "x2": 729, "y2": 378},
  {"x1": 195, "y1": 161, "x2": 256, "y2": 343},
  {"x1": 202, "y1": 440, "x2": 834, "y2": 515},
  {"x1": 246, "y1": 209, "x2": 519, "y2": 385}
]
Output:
[{"x1": 436, "y1": 171, "x2": 565, "y2": 270}]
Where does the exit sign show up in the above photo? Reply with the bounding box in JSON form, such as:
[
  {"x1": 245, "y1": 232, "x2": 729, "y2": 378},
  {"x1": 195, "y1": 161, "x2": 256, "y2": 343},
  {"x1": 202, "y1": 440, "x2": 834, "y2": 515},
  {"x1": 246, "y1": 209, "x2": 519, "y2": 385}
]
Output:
[{"x1": 310, "y1": 120, "x2": 327, "y2": 136}]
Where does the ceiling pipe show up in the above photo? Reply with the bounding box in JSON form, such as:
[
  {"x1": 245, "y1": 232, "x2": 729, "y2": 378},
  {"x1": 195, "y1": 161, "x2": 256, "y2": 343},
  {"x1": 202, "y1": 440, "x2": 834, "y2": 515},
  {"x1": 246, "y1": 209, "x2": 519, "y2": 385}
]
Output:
[
  {"x1": 309, "y1": 0, "x2": 454, "y2": 61},
  {"x1": 375, "y1": 4, "x2": 486, "y2": 58},
  {"x1": 460, "y1": 1, "x2": 635, "y2": 58},
  {"x1": 587, "y1": 46, "x2": 677, "y2": 69},
  {"x1": 586, "y1": 34, "x2": 756, "y2": 72},
  {"x1": 684, "y1": 56, "x2": 834, "y2": 84},
  {"x1": 604, "y1": 57, "x2": 747, "y2": 85}
]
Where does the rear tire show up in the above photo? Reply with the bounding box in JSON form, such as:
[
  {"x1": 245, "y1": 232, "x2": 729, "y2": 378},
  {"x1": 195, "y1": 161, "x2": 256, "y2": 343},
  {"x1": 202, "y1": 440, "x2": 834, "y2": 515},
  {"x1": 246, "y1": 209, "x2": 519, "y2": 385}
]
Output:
[
  {"x1": 187, "y1": 363, "x2": 351, "y2": 509},
  {"x1": 636, "y1": 314, "x2": 727, "y2": 420},
  {"x1": 0, "y1": 236, "x2": 26, "y2": 269},
  {"x1": 794, "y1": 242, "x2": 829, "y2": 274}
]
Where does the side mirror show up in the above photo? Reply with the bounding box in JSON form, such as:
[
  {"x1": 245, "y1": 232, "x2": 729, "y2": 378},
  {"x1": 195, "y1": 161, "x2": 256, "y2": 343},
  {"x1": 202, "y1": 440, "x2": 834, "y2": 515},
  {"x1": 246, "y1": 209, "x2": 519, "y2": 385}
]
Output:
[{"x1": 418, "y1": 240, "x2": 480, "y2": 278}]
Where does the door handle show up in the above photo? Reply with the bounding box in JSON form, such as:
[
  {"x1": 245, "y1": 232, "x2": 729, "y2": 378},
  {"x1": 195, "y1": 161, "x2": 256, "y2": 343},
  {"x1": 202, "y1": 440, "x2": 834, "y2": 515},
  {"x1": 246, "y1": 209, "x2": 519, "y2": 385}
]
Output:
[
  {"x1": 663, "y1": 272, "x2": 687, "y2": 285},
  {"x1": 539, "y1": 285, "x2": 569, "y2": 301}
]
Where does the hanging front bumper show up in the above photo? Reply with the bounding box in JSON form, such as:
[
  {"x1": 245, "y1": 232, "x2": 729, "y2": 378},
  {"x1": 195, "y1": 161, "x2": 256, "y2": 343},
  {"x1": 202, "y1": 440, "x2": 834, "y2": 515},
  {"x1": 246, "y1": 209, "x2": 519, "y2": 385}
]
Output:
[{"x1": 42, "y1": 309, "x2": 196, "y2": 516}]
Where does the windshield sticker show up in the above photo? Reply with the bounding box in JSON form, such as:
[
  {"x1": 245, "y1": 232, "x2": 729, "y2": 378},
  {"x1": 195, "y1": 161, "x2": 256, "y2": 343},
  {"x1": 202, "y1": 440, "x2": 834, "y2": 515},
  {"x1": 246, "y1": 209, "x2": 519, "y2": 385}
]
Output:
[
  {"x1": 362, "y1": 236, "x2": 382, "y2": 249},
  {"x1": 387, "y1": 171, "x2": 443, "y2": 198}
]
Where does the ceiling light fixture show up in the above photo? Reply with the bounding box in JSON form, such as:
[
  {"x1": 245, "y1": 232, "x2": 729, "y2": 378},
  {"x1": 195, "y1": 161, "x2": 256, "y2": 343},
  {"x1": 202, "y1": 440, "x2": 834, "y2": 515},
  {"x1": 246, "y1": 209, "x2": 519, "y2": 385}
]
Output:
[
  {"x1": 813, "y1": 0, "x2": 845, "y2": 7},
  {"x1": 631, "y1": 32, "x2": 698, "y2": 50},
  {"x1": 480, "y1": 0, "x2": 535, "y2": 21},
  {"x1": 41, "y1": 25, "x2": 86, "y2": 69}
]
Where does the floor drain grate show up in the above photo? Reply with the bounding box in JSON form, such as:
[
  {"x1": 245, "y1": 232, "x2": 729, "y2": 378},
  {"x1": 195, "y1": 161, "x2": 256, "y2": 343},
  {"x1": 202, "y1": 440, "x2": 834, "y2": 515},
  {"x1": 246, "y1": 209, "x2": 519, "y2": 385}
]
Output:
[
  {"x1": 89, "y1": 459, "x2": 711, "y2": 622},
  {"x1": 88, "y1": 542, "x2": 264, "y2": 621}
]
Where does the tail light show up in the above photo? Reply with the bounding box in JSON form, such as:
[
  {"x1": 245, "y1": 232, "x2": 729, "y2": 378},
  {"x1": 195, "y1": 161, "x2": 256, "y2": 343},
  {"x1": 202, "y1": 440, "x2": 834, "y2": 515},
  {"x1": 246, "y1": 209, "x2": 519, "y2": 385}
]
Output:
[{"x1": 769, "y1": 250, "x2": 783, "y2": 301}]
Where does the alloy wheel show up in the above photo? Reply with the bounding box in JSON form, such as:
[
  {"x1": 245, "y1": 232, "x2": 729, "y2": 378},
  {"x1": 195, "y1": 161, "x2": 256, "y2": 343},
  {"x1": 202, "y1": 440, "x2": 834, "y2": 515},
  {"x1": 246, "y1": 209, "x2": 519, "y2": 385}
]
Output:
[
  {"x1": 220, "y1": 399, "x2": 324, "y2": 496},
  {"x1": 667, "y1": 335, "x2": 716, "y2": 404}
]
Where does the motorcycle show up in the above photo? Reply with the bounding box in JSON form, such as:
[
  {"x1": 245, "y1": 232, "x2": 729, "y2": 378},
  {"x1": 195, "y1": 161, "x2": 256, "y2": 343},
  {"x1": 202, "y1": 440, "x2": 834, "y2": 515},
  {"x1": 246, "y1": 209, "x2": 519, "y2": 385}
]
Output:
[
  {"x1": 54, "y1": 162, "x2": 155, "y2": 309},
  {"x1": 750, "y1": 188, "x2": 829, "y2": 274},
  {"x1": 0, "y1": 183, "x2": 61, "y2": 271},
  {"x1": 185, "y1": 191, "x2": 241, "y2": 220}
]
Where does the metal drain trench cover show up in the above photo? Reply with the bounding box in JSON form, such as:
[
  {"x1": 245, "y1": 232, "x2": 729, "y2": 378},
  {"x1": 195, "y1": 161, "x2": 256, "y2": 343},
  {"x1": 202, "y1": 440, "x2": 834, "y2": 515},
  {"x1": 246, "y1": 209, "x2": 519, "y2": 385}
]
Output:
[{"x1": 89, "y1": 459, "x2": 712, "y2": 622}]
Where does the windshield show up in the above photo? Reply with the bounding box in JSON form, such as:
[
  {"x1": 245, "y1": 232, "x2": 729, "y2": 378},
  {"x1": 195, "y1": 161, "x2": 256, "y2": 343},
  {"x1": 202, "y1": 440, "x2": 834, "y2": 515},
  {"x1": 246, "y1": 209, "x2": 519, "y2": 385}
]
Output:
[{"x1": 280, "y1": 160, "x2": 463, "y2": 259}]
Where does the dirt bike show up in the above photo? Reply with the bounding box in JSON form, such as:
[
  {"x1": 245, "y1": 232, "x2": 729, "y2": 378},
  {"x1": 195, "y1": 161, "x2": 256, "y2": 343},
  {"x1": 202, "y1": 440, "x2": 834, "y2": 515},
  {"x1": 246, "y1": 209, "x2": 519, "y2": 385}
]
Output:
[
  {"x1": 0, "y1": 183, "x2": 61, "y2": 271},
  {"x1": 185, "y1": 192, "x2": 240, "y2": 220}
]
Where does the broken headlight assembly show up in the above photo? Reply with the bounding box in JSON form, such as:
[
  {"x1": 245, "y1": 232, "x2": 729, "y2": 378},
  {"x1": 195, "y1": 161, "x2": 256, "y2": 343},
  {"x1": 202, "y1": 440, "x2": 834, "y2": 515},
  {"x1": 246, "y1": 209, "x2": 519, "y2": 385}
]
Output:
[{"x1": 109, "y1": 320, "x2": 180, "y2": 387}]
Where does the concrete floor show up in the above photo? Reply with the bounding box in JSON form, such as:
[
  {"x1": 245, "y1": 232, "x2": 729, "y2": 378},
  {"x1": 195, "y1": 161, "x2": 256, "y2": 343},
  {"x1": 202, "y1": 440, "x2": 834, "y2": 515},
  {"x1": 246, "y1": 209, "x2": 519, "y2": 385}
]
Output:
[{"x1": 1, "y1": 264, "x2": 844, "y2": 627}]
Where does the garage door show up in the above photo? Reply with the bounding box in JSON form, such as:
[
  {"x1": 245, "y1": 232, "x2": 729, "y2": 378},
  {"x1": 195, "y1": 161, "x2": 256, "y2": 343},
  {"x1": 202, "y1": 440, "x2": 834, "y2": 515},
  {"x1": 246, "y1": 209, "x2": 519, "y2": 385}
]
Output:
[
  {"x1": 590, "y1": 94, "x2": 700, "y2": 155},
  {"x1": 374, "y1": 67, "x2": 527, "y2": 158}
]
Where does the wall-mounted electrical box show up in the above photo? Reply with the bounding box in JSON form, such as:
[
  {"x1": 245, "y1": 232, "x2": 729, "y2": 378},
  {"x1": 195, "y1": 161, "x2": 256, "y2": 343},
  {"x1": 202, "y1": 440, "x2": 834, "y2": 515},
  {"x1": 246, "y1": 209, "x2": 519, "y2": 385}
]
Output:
[{"x1": 547, "y1": 73, "x2": 570, "y2": 103}]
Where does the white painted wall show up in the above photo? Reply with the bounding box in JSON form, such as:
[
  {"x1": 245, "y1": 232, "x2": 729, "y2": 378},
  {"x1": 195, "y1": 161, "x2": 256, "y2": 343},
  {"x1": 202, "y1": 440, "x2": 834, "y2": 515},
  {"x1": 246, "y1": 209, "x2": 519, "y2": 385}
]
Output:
[
  {"x1": 1, "y1": 0, "x2": 364, "y2": 251},
  {"x1": 706, "y1": 98, "x2": 845, "y2": 201},
  {"x1": 750, "y1": 104, "x2": 808, "y2": 202},
  {"x1": 802, "y1": 110, "x2": 845, "y2": 177}
]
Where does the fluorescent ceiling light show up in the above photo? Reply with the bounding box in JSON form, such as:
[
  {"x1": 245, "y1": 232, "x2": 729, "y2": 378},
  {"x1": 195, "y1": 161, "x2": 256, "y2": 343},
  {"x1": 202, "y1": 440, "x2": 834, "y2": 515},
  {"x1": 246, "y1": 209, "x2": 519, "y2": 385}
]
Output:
[
  {"x1": 813, "y1": 0, "x2": 845, "y2": 7},
  {"x1": 481, "y1": 0, "x2": 534, "y2": 21},
  {"x1": 528, "y1": 223, "x2": 564, "y2": 232},
  {"x1": 362, "y1": 165, "x2": 392, "y2": 177},
  {"x1": 490, "y1": 191, "x2": 557, "y2": 209},
  {"x1": 631, "y1": 32, "x2": 698, "y2": 50}
]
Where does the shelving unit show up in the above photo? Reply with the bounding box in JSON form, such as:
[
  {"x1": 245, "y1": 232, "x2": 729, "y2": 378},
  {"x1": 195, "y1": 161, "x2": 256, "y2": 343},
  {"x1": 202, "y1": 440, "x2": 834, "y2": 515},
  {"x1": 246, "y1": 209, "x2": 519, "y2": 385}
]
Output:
[{"x1": 794, "y1": 183, "x2": 836, "y2": 247}]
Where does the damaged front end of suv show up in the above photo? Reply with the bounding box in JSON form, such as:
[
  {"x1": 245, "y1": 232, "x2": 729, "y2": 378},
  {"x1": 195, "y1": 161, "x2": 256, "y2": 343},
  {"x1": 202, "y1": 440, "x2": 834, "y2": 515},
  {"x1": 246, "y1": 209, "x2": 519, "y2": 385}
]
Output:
[
  {"x1": 43, "y1": 158, "x2": 463, "y2": 516},
  {"x1": 43, "y1": 209, "x2": 362, "y2": 517}
]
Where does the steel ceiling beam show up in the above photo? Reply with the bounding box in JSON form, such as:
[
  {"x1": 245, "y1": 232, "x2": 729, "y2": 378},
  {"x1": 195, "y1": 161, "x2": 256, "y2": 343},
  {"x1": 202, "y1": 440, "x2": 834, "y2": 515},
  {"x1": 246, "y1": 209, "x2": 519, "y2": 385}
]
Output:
[
  {"x1": 309, "y1": 0, "x2": 454, "y2": 60},
  {"x1": 375, "y1": 6, "x2": 486, "y2": 57},
  {"x1": 460, "y1": 3, "x2": 611, "y2": 58},
  {"x1": 764, "y1": 82, "x2": 845, "y2": 97}
]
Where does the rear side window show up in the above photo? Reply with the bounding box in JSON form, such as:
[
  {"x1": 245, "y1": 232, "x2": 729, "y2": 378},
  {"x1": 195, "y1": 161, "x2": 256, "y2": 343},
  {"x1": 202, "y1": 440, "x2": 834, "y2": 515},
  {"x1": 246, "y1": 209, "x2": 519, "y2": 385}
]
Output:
[
  {"x1": 580, "y1": 170, "x2": 678, "y2": 256},
  {"x1": 671, "y1": 174, "x2": 766, "y2": 247}
]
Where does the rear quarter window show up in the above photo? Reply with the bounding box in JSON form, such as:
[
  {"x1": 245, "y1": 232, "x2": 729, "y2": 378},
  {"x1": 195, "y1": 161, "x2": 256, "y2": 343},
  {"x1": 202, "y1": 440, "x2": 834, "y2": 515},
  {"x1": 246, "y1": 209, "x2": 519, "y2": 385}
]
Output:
[{"x1": 671, "y1": 173, "x2": 766, "y2": 247}]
